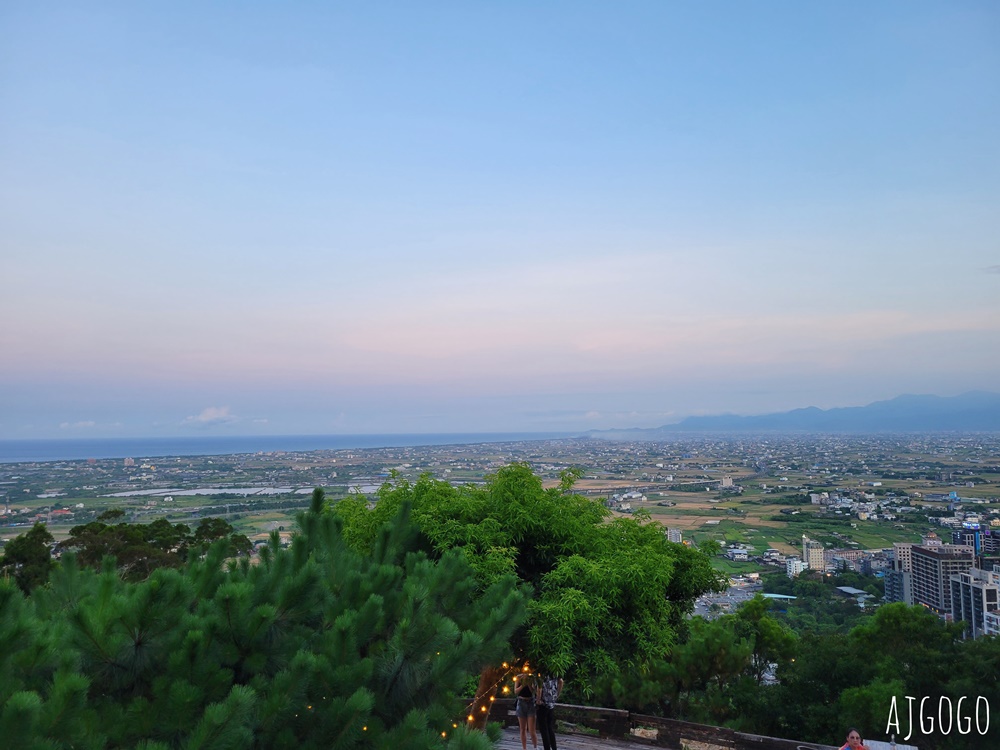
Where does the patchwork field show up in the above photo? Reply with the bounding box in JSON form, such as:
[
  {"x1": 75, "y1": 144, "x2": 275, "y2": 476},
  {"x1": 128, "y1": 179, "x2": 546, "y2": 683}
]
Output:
[{"x1": 614, "y1": 488, "x2": 930, "y2": 563}]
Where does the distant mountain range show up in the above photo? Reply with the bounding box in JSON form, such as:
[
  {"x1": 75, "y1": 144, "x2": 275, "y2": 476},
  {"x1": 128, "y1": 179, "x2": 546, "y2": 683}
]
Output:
[{"x1": 585, "y1": 392, "x2": 1000, "y2": 438}]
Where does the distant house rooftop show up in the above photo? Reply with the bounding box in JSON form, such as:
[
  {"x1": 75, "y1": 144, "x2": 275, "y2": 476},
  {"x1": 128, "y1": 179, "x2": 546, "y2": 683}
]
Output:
[{"x1": 835, "y1": 586, "x2": 869, "y2": 596}]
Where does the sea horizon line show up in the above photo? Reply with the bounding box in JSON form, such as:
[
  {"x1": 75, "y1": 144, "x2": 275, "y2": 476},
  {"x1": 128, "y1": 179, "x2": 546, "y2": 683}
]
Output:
[{"x1": 0, "y1": 431, "x2": 580, "y2": 464}]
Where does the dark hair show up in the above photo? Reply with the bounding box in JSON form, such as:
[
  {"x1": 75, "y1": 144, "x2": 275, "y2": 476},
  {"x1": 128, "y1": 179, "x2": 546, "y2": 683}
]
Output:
[{"x1": 846, "y1": 727, "x2": 863, "y2": 741}]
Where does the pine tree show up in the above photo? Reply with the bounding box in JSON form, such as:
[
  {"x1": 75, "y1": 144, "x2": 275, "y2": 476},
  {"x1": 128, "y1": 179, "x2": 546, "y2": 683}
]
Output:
[{"x1": 0, "y1": 490, "x2": 526, "y2": 748}]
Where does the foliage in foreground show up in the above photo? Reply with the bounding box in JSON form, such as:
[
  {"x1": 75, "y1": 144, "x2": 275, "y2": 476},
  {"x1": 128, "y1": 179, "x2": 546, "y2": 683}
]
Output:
[
  {"x1": 644, "y1": 596, "x2": 1000, "y2": 750},
  {"x1": 334, "y1": 463, "x2": 727, "y2": 702},
  {"x1": 0, "y1": 491, "x2": 526, "y2": 749}
]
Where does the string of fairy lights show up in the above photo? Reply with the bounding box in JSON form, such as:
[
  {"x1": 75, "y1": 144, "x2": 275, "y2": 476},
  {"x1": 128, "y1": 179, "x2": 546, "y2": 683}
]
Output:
[
  {"x1": 441, "y1": 660, "x2": 539, "y2": 739},
  {"x1": 296, "y1": 660, "x2": 537, "y2": 741}
]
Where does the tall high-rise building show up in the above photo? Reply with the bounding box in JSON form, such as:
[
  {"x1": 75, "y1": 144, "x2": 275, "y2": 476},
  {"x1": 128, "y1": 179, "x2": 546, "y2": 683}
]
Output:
[
  {"x1": 952, "y1": 524, "x2": 1000, "y2": 558},
  {"x1": 893, "y1": 543, "x2": 914, "y2": 573},
  {"x1": 802, "y1": 535, "x2": 825, "y2": 571},
  {"x1": 884, "y1": 543, "x2": 915, "y2": 604},
  {"x1": 910, "y1": 544, "x2": 974, "y2": 615},
  {"x1": 666, "y1": 528, "x2": 683, "y2": 544},
  {"x1": 885, "y1": 568, "x2": 912, "y2": 605},
  {"x1": 950, "y1": 566, "x2": 1000, "y2": 638}
]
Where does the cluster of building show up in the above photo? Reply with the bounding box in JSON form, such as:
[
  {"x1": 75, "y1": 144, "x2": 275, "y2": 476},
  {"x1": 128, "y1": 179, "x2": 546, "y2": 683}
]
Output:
[
  {"x1": 884, "y1": 526, "x2": 1000, "y2": 639},
  {"x1": 752, "y1": 535, "x2": 891, "y2": 580},
  {"x1": 605, "y1": 491, "x2": 647, "y2": 513},
  {"x1": 2, "y1": 501, "x2": 84, "y2": 526},
  {"x1": 807, "y1": 490, "x2": 924, "y2": 522}
]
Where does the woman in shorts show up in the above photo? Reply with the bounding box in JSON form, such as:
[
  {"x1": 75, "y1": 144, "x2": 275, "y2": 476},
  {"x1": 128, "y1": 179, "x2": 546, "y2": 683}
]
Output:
[{"x1": 513, "y1": 670, "x2": 537, "y2": 750}]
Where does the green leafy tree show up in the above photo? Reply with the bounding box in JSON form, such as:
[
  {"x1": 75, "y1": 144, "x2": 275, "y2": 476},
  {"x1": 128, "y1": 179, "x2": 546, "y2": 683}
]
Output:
[
  {"x1": 606, "y1": 597, "x2": 795, "y2": 726},
  {"x1": 0, "y1": 523, "x2": 54, "y2": 593},
  {"x1": 765, "y1": 630, "x2": 865, "y2": 740},
  {"x1": 191, "y1": 517, "x2": 254, "y2": 557},
  {"x1": 667, "y1": 617, "x2": 754, "y2": 724},
  {"x1": 749, "y1": 603, "x2": 1000, "y2": 750},
  {"x1": 838, "y1": 678, "x2": 909, "y2": 743},
  {"x1": 97, "y1": 509, "x2": 125, "y2": 523},
  {"x1": 334, "y1": 463, "x2": 726, "y2": 719},
  {"x1": 59, "y1": 518, "x2": 186, "y2": 580},
  {"x1": 728, "y1": 595, "x2": 797, "y2": 685},
  {"x1": 58, "y1": 516, "x2": 252, "y2": 581},
  {"x1": 850, "y1": 602, "x2": 961, "y2": 698}
]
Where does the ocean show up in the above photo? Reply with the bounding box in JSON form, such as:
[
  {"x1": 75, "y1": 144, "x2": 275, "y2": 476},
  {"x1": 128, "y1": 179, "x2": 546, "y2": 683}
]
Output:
[{"x1": 0, "y1": 433, "x2": 576, "y2": 464}]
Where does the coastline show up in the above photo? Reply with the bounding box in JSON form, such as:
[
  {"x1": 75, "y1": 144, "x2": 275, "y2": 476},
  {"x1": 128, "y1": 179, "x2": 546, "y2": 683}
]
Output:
[{"x1": 0, "y1": 432, "x2": 577, "y2": 464}]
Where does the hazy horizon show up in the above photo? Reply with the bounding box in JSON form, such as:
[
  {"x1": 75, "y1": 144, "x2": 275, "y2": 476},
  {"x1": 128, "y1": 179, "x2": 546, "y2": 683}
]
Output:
[{"x1": 3, "y1": 2, "x2": 998, "y2": 440}]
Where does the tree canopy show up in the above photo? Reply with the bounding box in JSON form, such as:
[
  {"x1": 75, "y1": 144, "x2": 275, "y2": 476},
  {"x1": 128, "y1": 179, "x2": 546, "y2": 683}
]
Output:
[
  {"x1": 333, "y1": 463, "x2": 726, "y2": 702},
  {"x1": 1, "y1": 491, "x2": 525, "y2": 749},
  {"x1": 668, "y1": 598, "x2": 1000, "y2": 750},
  {"x1": 57, "y1": 515, "x2": 253, "y2": 582},
  {"x1": 0, "y1": 522, "x2": 54, "y2": 594}
]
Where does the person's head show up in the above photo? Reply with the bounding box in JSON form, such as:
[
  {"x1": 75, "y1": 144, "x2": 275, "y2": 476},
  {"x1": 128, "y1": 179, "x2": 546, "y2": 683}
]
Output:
[{"x1": 845, "y1": 728, "x2": 863, "y2": 748}]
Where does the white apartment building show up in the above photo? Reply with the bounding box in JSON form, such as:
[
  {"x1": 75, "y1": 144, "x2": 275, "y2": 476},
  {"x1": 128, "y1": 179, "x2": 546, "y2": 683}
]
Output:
[
  {"x1": 786, "y1": 556, "x2": 807, "y2": 578},
  {"x1": 950, "y1": 566, "x2": 1000, "y2": 639}
]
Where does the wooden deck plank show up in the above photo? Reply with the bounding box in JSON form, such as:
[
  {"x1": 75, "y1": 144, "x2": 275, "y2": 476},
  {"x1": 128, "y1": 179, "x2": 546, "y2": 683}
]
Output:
[{"x1": 496, "y1": 726, "x2": 643, "y2": 750}]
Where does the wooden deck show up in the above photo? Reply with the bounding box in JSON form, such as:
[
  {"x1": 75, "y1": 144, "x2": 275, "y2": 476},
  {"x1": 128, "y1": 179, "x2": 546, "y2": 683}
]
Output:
[
  {"x1": 495, "y1": 727, "x2": 642, "y2": 750},
  {"x1": 487, "y1": 701, "x2": 833, "y2": 750}
]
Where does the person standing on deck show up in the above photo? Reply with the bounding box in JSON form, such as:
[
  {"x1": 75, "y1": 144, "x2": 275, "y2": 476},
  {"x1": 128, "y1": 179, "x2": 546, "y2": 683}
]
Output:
[
  {"x1": 513, "y1": 669, "x2": 538, "y2": 750},
  {"x1": 535, "y1": 674, "x2": 563, "y2": 750}
]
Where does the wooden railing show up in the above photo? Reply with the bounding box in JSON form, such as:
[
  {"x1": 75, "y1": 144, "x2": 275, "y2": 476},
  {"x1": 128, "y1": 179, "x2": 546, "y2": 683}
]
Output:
[{"x1": 488, "y1": 698, "x2": 835, "y2": 750}]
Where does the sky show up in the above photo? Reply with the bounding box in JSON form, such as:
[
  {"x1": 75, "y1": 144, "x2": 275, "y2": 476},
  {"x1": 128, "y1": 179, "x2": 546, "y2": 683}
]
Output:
[{"x1": 1, "y1": 2, "x2": 998, "y2": 439}]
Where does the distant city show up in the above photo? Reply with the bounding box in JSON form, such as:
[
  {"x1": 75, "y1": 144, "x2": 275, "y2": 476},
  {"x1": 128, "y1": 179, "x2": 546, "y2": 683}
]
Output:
[{"x1": 3, "y1": 430, "x2": 999, "y2": 641}]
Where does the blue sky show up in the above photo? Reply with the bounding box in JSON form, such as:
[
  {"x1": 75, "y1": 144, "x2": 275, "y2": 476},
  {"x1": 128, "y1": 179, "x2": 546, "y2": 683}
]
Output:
[{"x1": 2, "y1": 2, "x2": 998, "y2": 438}]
